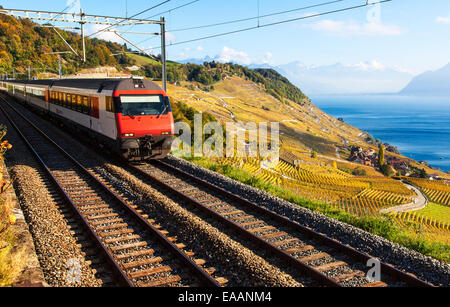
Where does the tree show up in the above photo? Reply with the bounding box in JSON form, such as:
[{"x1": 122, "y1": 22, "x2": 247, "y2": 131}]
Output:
[
  {"x1": 311, "y1": 151, "x2": 318, "y2": 159},
  {"x1": 332, "y1": 161, "x2": 338, "y2": 169},
  {"x1": 381, "y1": 164, "x2": 395, "y2": 177},
  {"x1": 419, "y1": 168, "x2": 428, "y2": 179},
  {"x1": 378, "y1": 144, "x2": 385, "y2": 168}
]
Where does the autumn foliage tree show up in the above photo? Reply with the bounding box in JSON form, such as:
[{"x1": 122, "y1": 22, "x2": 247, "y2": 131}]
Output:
[
  {"x1": 378, "y1": 144, "x2": 385, "y2": 168},
  {"x1": 0, "y1": 126, "x2": 14, "y2": 247},
  {"x1": 0, "y1": 14, "x2": 134, "y2": 78}
]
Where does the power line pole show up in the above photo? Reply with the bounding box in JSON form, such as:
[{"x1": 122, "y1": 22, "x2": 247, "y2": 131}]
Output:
[
  {"x1": 0, "y1": 8, "x2": 161, "y2": 64},
  {"x1": 160, "y1": 16, "x2": 167, "y2": 92},
  {"x1": 28, "y1": 65, "x2": 31, "y2": 79},
  {"x1": 1, "y1": 8, "x2": 167, "y2": 86},
  {"x1": 58, "y1": 55, "x2": 62, "y2": 79},
  {"x1": 44, "y1": 51, "x2": 71, "y2": 79},
  {"x1": 80, "y1": 9, "x2": 86, "y2": 63}
]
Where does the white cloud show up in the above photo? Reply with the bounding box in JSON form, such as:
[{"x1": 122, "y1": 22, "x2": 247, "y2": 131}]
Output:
[
  {"x1": 345, "y1": 60, "x2": 419, "y2": 75},
  {"x1": 348, "y1": 60, "x2": 385, "y2": 71},
  {"x1": 218, "y1": 47, "x2": 252, "y2": 65},
  {"x1": 436, "y1": 15, "x2": 450, "y2": 24},
  {"x1": 87, "y1": 25, "x2": 123, "y2": 43},
  {"x1": 304, "y1": 19, "x2": 402, "y2": 36},
  {"x1": 196, "y1": 46, "x2": 204, "y2": 51},
  {"x1": 66, "y1": 0, "x2": 81, "y2": 14},
  {"x1": 166, "y1": 32, "x2": 176, "y2": 43}
]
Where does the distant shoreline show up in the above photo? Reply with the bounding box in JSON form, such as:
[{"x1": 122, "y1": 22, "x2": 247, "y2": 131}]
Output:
[
  {"x1": 310, "y1": 92, "x2": 450, "y2": 98},
  {"x1": 313, "y1": 95, "x2": 450, "y2": 173}
]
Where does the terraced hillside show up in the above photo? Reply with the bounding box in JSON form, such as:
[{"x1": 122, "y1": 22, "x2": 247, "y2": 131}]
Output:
[
  {"x1": 156, "y1": 77, "x2": 449, "y2": 179},
  {"x1": 164, "y1": 76, "x2": 371, "y2": 156}
]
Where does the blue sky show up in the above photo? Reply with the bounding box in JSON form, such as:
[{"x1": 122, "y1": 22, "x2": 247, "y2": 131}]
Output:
[{"x1": 2, "y1": 0, "x2": 450, "y2": 75}]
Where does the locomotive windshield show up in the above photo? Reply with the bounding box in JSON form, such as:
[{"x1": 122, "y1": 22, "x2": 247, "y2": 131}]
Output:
[{"x1": 120, "y1": 95, "x2": 169, "y2": 116}]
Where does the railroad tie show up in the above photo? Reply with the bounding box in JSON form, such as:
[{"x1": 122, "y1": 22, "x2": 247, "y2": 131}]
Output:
[
  {"x1": 95, "y1": 223, "x2": 129, "y2": 232},
  {"x1": 249, "y1": 226, "x2": 276, "y2": 233},
  {"x1": 116, "y1": 249, "x2": 155, "y2": 261},
  {"x1": 136, "y1": 275, "x2": 182, "y2": 287},
  {"x1": 299, "y1": 252, "x2": 330, "y2": 263},
  {"x1": 271, "y1": 238, "x2": 299, "y2": 248},
  {"x1": 110, "y1": 241, "x2": 147, "y2": 252},
  {"x1": 239, "y1": 220, "x2": 265, "y2": 228},
  {"x1": 260, "y1": 232, "x2": 288, "y2": 240},
  {"x1": 333, "y1": 270, "x2": 366, "y2": 283},
  {"x1": 90, "y1": 218, "x2": 124, "y2": 226},
  {"x1": 123, "y1": 257, "x2": 164, "y2": 270},
  {"x1": 104, "y1": 234, "x2": 141, "y2": 244},
  {"x1": 97, "y1": 228, "x2": 135, "y2": 238},
  {"x1": 362, "y1": 281, "x2": 388, "y2": 287},
  {"x1": 315, "y1": 261, "x2": 347, "y2": 273},
  {"x1": 130, "y1": 265, "x2": 173, "y2": 280}
]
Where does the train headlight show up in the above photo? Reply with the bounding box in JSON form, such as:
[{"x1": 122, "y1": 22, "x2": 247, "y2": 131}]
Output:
[
  {"x1": 161, "y1": 132, "x2": 171, "y2": 135},
  {"x1": 122, "y1": 133, "x2": 135, "y2": 137}
]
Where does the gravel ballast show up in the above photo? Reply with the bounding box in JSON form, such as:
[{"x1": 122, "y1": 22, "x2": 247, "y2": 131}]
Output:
[
  {"x1": 3, "y1": 96, "x2": 449, "y2": 286},
  {"x1": 3, "y1": 97, "x2": 303, "y2": 287},
  {"x1": 0, "y1": 109, "x2": 103, "y2": 287}
]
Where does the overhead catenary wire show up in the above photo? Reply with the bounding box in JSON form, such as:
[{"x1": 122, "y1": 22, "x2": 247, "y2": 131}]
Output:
[
  {"x1": 125, "y1": 0, "x2": 201, "y2": 33},
  {"x1": 47, "y1": 1, "x2": 77, "y2": 24},
  {"x1": 87, "y1": 0, "x2": 171, "y2": 38},
  {"x1": 146, "y1": 0, "x2": 392, "y2": 51},
  {"x1": 170, "y1": 0, "x2": 346, "y2": 33},
  {"x1": 121, "y1": 0, "x2": 346, "y2": 56},
  {"x1": 145, "y1": 0, "x2": 201, "y2": 19}
]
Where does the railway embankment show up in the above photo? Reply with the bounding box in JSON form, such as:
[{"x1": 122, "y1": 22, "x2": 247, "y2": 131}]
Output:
[
  {"x1": 166, "y1": 155, "x2": 450, "y2": 286},
  {"x1": 0, "y1": 158, "x2": 46, "y2": 287}
]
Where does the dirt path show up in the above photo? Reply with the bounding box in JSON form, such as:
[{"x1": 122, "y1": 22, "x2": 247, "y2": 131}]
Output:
[{"x1": 380, "y1": 182, "x2": 428, "y2": 214}]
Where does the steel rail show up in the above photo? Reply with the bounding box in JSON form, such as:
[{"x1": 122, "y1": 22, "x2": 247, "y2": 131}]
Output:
[
  {"x1": 0, "y1": 92, "x2": 433, "y2": 287},
  {"x1": 0, "y1": 100, "x2": 133, "y2": 287},
  {"x1": 0, "y1": 96, "x2": 220, "y2": 288},
  {"x1": 127, "y1": 161, "x2": 340, "y2": 287},
  {"x1": 146, "y1": 159, "x2": 433, "y2": 287}
]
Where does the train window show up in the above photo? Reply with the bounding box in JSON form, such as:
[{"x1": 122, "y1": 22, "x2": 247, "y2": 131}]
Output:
[
  {"x1": 105, "y1": 96, "x2": 114, "y2": 112},
  {"x1": 71, "y1": 94, "x2": 76, "y2": 109},
  {"x1": 82, "y1": 96, "x2": 89, "y2": 114},
  {"x1": 77, "y1": 95, "x2": 82, "y2": 112},
  {"x1": 120, "y1": 95, "x2": 168, "y2": 116},
  {"x1": 66, "y1": 94, "x2": 71, "y2": 109}
]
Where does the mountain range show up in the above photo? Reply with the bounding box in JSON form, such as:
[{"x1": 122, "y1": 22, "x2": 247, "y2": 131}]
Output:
[
  {"x1": 400, "y1": 63, "x2": 450, "y2": 96},
  {"x1": 181, "y1": 57, "x2": 450, "y2": 97},
  {"x1": 180, "y1": 58, "x2": 414, "y2": 95}
]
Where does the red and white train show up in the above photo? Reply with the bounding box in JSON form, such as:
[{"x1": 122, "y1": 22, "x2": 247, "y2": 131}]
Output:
[{"x1": 0, "y1": 78, "x2": 175, "y2": 161}]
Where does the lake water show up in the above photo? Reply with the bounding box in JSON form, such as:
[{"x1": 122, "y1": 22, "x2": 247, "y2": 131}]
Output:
[{"x1": 312, "y1": 95, "x2": 450, "y2": 173}]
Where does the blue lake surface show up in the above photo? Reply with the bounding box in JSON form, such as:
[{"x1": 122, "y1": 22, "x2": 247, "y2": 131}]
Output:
[{"x1": 312, "y1": 95, "x2": 450, "y2": 173}]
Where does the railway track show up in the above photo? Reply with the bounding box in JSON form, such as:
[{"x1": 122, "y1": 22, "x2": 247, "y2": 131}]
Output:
[
  {"x1": 0, "y1": 94, "x2": 437, "y2": 287},
  {"x1": 125, "y1": 160, "x2": 433, "y2": 287},
  {"x1": 0, "y1": 97, "x2": 221, "y2": 288}
]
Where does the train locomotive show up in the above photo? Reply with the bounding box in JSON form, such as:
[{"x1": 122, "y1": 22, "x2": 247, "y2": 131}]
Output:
[{"x1": 0, "y1": 78, "x2": 175, "y2": 161}]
